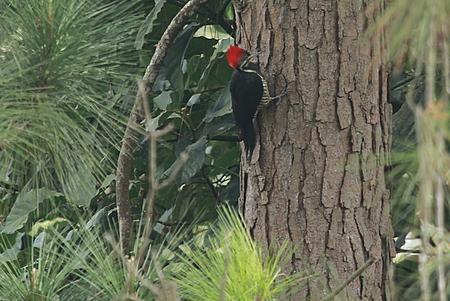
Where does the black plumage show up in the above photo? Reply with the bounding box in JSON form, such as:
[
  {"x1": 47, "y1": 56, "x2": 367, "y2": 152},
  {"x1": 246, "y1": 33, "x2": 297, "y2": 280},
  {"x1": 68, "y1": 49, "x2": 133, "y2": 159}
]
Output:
[{"x1": 229, "y1": 65, "x2": 264, "y2": 158}]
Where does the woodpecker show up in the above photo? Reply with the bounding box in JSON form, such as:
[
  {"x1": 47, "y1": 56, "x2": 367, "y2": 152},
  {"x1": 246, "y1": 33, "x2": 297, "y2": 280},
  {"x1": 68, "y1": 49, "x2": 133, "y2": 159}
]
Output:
[{"x1": 226, "y1": 45, "x2": 271, "y2": 158}]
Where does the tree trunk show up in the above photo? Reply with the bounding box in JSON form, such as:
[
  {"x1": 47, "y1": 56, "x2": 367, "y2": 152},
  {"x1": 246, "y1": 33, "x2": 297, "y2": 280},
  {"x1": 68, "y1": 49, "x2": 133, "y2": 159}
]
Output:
[{"x1": 234, "y1": 0, "x2": 394, "y2": 300}]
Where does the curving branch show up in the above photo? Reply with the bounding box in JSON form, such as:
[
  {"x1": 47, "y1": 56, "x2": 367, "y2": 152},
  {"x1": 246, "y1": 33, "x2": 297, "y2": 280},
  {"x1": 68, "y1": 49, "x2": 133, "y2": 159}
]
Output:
[{"x1": 115, "y1": 0, "x2": 210, "y2": 254}]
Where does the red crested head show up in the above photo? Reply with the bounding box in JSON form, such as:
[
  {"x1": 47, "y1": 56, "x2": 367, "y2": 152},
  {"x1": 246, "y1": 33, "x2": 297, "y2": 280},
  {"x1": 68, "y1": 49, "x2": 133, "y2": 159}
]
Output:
[{"x1": 226, "y1": 45, "x2": 247, "y2": 69}]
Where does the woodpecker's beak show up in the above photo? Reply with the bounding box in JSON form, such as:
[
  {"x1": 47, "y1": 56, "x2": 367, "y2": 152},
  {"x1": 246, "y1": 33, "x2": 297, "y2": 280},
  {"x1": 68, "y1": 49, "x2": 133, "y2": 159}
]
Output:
[
  {"x1": 241, "y1": 50, "x2": 262, "y2": 67},
  {"x1": 247, "y1": 50, "x2": 261, "y2": 60}
]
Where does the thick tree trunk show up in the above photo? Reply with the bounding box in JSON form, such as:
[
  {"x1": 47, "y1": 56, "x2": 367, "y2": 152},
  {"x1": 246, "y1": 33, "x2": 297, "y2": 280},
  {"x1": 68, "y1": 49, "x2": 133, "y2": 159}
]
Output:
[{"x1": 234, "y1": 0, "x2": 394, "y2": 300}]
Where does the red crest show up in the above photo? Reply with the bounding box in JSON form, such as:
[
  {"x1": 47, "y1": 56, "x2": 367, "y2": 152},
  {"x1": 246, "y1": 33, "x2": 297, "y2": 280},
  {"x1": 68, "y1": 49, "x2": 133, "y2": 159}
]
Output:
[{"x1": 226, "y1": 45, "x2": 246, "y2": 69}]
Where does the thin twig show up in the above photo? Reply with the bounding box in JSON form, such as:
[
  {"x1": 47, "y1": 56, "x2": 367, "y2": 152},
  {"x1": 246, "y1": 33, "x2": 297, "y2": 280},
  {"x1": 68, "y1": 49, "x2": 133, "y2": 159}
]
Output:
[
  {"x1": 106, "y1": 233, "x2": 167, "y2": 301},
  {"x1": 138, "y1": 81, "x2": 158, "y2": 251},
  {"x1": 136, "y1": 82, "x2": 184, "y2": 275},
  {"x1": 115, "y1": 0, "x2": 211, "y2": 254},
  {"x1": 420, "y1": 8, "x2": 437, "y2": 301},
  {"x1": 323, "y1": 257, "x2": 376, "y2": 301}
]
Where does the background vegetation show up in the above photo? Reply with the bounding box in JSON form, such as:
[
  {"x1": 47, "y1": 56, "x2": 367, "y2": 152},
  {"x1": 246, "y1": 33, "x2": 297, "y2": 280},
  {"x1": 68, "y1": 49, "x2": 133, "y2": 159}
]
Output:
[{"x1": 0, "y1": 0, "x2": 448, "y2": 300}]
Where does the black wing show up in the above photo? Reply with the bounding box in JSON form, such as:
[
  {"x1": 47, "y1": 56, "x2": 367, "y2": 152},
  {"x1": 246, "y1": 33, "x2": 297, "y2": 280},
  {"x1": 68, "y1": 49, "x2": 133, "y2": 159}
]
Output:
[
  {"x1": 229, "y1": 69, "x2": 263, "y2": 130},
  {"x1": 229, "y1": 69, "x2": 263, "y2": 157}
]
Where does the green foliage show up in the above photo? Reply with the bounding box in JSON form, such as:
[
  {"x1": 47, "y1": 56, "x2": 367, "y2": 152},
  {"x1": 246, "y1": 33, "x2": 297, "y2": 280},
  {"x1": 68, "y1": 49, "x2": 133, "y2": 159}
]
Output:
[
  {"x1": 0, "y1": 0, "x2": 143, "y2": 207},
  {"x1": 376, "y1": 0, "x2": 449, "y2": 69},
  {"x1": 379, "y1": 1, "x2": 450, "y2": 300},
  {"x1": 129, "y1": 21, "x2": 238, "y2": 225},
  {"x1": 0, "y1": 211, "x2": 179, "y2": 300},
  {"x1": 0, "y1": 1, "x2": 244, "y2": 298},
  {"x1": 0, "y1": 0, "x2": 446, "y2": 300},
  {"x1": 135, "y1": 0, "x2": 168, "y2": 50},
  {"x1": 0, "y1": 228, "x2": 79, "y2": 300},
  {"x1": 0, "y1": 206, "x2": 304, "y2": 300},
  {"x1": 0, "y1": 0, "x2": 239, "y2": 264},
  {"x1": 175, "y1": 206, "x2": 304, "y2": 301},
  {"x1": 55, "y1": 225, "x2": 174, "y2": 300},
  {"x1": 1, "y1": 189, "x2": 61, "y2": 234}
]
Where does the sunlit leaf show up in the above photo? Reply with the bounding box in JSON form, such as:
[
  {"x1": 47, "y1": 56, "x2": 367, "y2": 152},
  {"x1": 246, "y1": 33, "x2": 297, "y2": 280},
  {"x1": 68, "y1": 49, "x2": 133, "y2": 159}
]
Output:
[
  {"x1": 1, "y1": 189, "x2": 62, "y2": 234},
  {"x1": 187, "y1": 93, "x2": 201, "y2": 106},
  {"x1": 30, "y1": 217, "x2": 68, "y2": 237},
  {"x1": 154, "y1": 90, "x2": 172, "y2": 110},
  {"x1": 100, "y1": 174, "x2": 115, "y2": 189}
]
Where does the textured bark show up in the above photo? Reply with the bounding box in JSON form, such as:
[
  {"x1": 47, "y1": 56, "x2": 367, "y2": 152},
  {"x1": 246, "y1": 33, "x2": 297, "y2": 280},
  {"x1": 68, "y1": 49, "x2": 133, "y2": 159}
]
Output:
[{"x1": 234, "y1": 0, "x2": 394, "y2": 300}]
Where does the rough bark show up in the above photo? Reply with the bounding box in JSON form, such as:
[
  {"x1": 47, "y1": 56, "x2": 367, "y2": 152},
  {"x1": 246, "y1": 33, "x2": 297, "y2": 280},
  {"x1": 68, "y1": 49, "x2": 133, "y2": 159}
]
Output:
[{"x1": 234, "y1": 0, "x2": 394, "y2": 300}]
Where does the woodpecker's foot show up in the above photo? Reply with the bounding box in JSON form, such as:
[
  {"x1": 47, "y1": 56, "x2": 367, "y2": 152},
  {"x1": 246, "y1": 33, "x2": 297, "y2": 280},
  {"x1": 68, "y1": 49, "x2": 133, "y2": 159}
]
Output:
[
  {"x1": 269, "y1": 90, "x2": 287, "y2": 102},
  {"x1": 258, "y1": 90, "x2": 287, "y2": 110}
]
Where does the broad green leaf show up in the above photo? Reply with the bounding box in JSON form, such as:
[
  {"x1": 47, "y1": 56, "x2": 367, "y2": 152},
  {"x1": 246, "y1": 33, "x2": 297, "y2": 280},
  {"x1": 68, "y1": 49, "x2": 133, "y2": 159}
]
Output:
[
  {"x1": 194, "y1": 25, "x2": 230, "y2": 40},
  {"x1": 146, "y1": 112, "x2": 164, "y2": 132},
  {"x1": 135, "y1": 0, "x2": 167, "y2": 50},
  {"x1": 197, "y1": 38, "x2": 233, "y2": 90},
  {"x1": 155, "y1": 23, "x2": 201, "y2": 91},
  {"x1": 0, "y1": 248, "x2": 19, "y2": 262},
  {"x1": 185, "y1": 54, "x2": 210, "y2": 88},
  {"x1": 187, "y1": 94, "x2": 201, "y2": 106},
  {"x1": 225, "y1": 2, "x2": 234, "y2": 19},
  {"x1": 163, "y1": 137, "x2": 207, "y2": 184},
  {"x1": 62, "y1": 164, "x2": 97, "y2": 207},
  {"x1": 0, "y1": 233, "x2": 23, "y2": 263},
  {"x1": 202, "y1": 116, "x2": 235, "y2": 137},
  {"x1": 167, "y1": 112, "x2": 182, "y2": 119},
  {"x1": 180, "y1": 136, "x2": 207, "y2": 183},
  {"x1": 185, "y1": 37, "x2": 217, "y2": 58},
  {"x1": 65, "y1": 208, "x2": 106, "y2": 242},
  {"x1": 85, "y1": 207, "x2": 106, "y2": 229},
  {"x1": 33, "y1": 231, "x2": 46, "y2": 248},
  {"x1": 29, "y1": 217, "x2": 68, "y2": 237},
  {"x1": 203, "y1": 85, "x2": 232, "y2": 123},
  {"x1": 154, "y1": 91, "x2": 172, "y2": 110},
  {"x1": 153, "y1": 207, "x2": 174, "y2": 234},
  {"x1": 1, "y1": 189, "x2": 61, "y2": 234}
]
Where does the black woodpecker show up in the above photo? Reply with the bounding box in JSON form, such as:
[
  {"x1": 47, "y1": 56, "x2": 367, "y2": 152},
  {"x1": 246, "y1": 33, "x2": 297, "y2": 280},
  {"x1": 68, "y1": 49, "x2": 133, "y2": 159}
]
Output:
[{"x1": 226, "y1": 45, "x2": 271, "y2": 158}]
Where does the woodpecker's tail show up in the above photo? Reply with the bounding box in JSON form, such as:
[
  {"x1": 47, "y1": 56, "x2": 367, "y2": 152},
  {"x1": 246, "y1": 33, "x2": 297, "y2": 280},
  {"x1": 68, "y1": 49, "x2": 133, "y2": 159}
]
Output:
[{"x1": 240, "y1": 124, "x2": 256, "y2": 159}]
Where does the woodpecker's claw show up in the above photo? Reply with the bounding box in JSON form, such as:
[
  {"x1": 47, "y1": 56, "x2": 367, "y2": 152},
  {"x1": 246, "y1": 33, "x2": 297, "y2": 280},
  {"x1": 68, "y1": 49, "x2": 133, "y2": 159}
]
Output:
[{"x1": 269, "y1": 90, "x2": 287, "y2": 102}]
